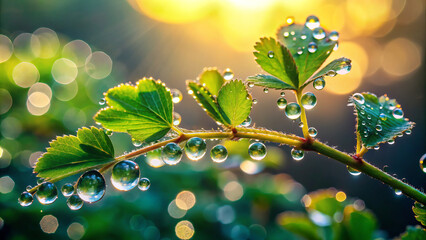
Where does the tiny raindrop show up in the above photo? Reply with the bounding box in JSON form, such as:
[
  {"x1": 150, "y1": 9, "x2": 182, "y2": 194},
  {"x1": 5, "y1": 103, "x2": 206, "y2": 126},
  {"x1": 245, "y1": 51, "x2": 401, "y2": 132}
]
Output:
[
  {"x1": 286, "y1": 16, "x2": 295, "y2": 25},
  {"x1": 395, "y1": 189, "x2": 402, "y2": 195},
  {"x1": 61, "y1": 183, "x2": 75, "y2": 197},
  {"x1": 313, "y1": 78, "x2": 325, "y2": 90},
  {"x1": 248, "y1": 142, "x2": 267, "y2": 161},
  {"x1": 379, "y1": 113, "x2": 387, "y2": 121},
  {"x1": 329, "y1": 31, "x2": 339, "y2": 41},
  {"x1": 383, "y1": 165, "x2": 389, "y2": 172},
  {"x1": 312, "y1": 27, "x2": 325, "y2": 40},
  {"x1": 419, "y1": 154, "x2": 426, "y2": 173},
  {"x1": 171, "y1": 89, "x2": 183, "y2": 104},
  {"x1": 132, "y1": 139, "x2": 142, "y2": 147},
  {"x1": 291, "y1": 148, "x2": 304, "y2": 161},
  {"x1": 253, "y1": 99, "x2": 258, "y2": 104},
  {"x1": 223, "y1": 68, "x2": 234, "y2": 81},
  {"x1": 138, "y1": 177, "x2": 151, "y2": 191},
  {"x1": 347, "y1": 166, "x2": 361, "y2": 176},
  {"x1": 326, "y1": 70, "x2": 337, "y2": 77},
  {"x1": 336, "y1": 62, "x2": 351, "y2": 75},
  {"x1": 405, "y1": 130, "x2": 412, "y2": 135},
  {"x1": 277, "y1": 98, "x2": 287, "y2": 109},
  {"x1": 374, "y1": 145, "x2": 380, "y2": 150},
  {"x1": 99, "y1": 98, "x2": 106, "y2": 105},
  {"x1": 308, "y1": 42, "x2": 318, "y2": 53},
  {"x1": 375, "y1": 125, "x2": 382, "y2": 132},
  {"x1": 297, "y1": 47, "x2": 303, "y2": 55},
  {"x1": 19, "y1": 192, "x2": 33, "y2": 207},
  {"x1": 298, "y1": 122, "x2": 304, "y2": 128},
  {"x1": 308, "y1": 127, "x2": 318, "y2": 137},
  {"x1": 352, "y1": 93, "x2": 365, "y2": 104},
  {"x1": 283, "y1": 32, "x2": 289, "y2": 37},
  {"x1": 305, "y1": 15, "x2": 320, "y2": 30},
  {"x1": 263, "y1": 88, "x2": 269, "y2": 93},
  {"x1": 280, "y1": 92, "x2": 285, "y2": 97},
  {"x1": 248, "y1": 82, "x2": 254, "y2": 88},
  {"x1": 173, "y1": 112, "x2": 182, "y2": 126},
  {"x1": 67, "y1": 194, "x2": 83, "y2": 210},
  {"x1": 267, "y1": 51, "x2": 274, "y2": 58},
  {"x1": 285, "y1": 103, "x2": 301, "y2": 119},
  {"x1": 388, "y1": 139, "x2": 395, "y2": 145},
  {"x1": 241, "y1": 116, "x2": 252, "y2": 127},
  {"x1": 333, "y1": 43, "x2": 339, "y2": 51}
]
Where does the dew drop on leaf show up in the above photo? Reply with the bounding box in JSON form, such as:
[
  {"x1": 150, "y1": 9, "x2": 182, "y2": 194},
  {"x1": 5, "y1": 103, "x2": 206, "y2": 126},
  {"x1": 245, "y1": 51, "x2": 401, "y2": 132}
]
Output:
[
  {"x1": 111, "y1": 160, "x2": 140, "y2": 191},
  {"x1": 36, "y1": 182, "x2": 58, "y2": 205},
  {"x1": 67, "y1": 194, "x2": 83, "y2": 210},
  {"x1": 347, "y1": 166, "x2": 361, "y2": 176},
  {"x1": 405, "y1": 130, "x2": 411, "y2": 135},
  {"x1": 138, "y1": 177, "x2": 151, "y2": 191},
  {"x1": 223, "y1": 68, "x2": 234, "y2": 81},
  {"x1": 352, "y1": 93, "x2": 365, "y2": 104},
  {"x1": 305, "y1": 15, "x2": 320, "y2": 30},
  {"x1": 333, "y1": 43, "x2": 339, "y2": 51},
  {"x1": 308, "y1": 127, "x2": 318, "y2": 137},
  {"x1": 252, "y1": 99, "x2": 258, "y2": 104},
  {"x1": 240, "y1": 116, "x2": 252, "y2": 127},
  {"x1": 171, "y1": 89, "x2": 183, "y2": 104},
  {"x1": 308, "y1": 42, "x2": 318, "y2": 53},
  {"x1": 99, "y1": 98, "x2": 106, "y2": 105},
  {"x1": 375, "y1": 125, "x2": 382, "y2": 132},
  {"x1": 132, "y1": 139, "x2": 142, "y2": 147},
  {"x1": 173, "y1": 112, "x2": 182, "y2": 126},
  {"x1": 291, "y1": 148, "x2": 304, "y2": 161},
  {"x1": 77, "y1": 170, "x2": 106, "y2": 203},
  {"x1": 419, "y1": 154, "x2": 426, "y2": 173},
  {"x1": 313, "y1": 77, "x2": 325, "y2": 90},
  {"x1": 388, "y1": 139, "x2": 395, "y2": 145},
  {"x1": 392, "y1": 108, "x2": 404, "y2": 119},
  {"x1": 61, "y1": 183, "x2": 75, "y2": 197},
  {"x1": 18, "y1": 192, "x2": 33, "y2": 207},
  {"x1": 248, "y1": 142, "x2": 267, "y2": 161},
  {"x1": 248, "y1": 82, "x2": 254, "y2": 88},
  {"x1": 336, "y1": 62, "x2": 351, "y2": 75},
  {"x1": 297, "y1": 47, "x2": 303, "y2": 55},
  {"x1": 162, "y1": 143, "x2": 183, "y2": 165},
  {"x1": 263, "y1": 88, "x2": 269, "y2": 93},
  {"x1": 26, "y1": 185, "x2": 32, "y2": 191},
  {"x1": 277, "y1": 97, "x2": 287, "y2": 109},
  {"x1": 379, "y1": 113, "x2": 387, "y2": 121},
  {"x1": 267, "y1": 51, "x2": 274, "y2": 58},
  {"x1": 312, "y1": 27, "x2": 325, "y2": 40},
  {"x1": 326, "y1": 70, "x2": 337, "y2": 77},
  {"x1": 285, "y1": 103, "x2": 301, "y2": 120},
  {"x1": 301, "y1": 92, "x2": 317, "y2": 110},
  {"x1": 329, "y1": 31, "x2": 339, "y2": 41},
  {"x1": 185, "y1": 137, "x2": 207, "y2": 161},
  {"x1": 210, "y1": 145, "x2": 228, "y2": 163},
  {"x1": 374, "y1": 145, "x2": 380, "y2": 150},
  {"x1": 394, "y1": 189, "x2": 402, "y2": 195}
]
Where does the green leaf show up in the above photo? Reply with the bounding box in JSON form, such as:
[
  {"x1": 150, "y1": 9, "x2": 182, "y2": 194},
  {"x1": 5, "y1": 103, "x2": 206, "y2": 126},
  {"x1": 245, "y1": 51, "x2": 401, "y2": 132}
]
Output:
[
  {"x1": 399, "y1": 226, "x2": 426, "y2": 240},
  {"x1": 277, "y1": 212, "x2": 322, "y2": 240},
  {"x1": 186, "y1": 81, "x2": 228, "y2": 125},
  {"x1": 413, "y1": 202, "x2": 426, "y2": 226},
  {"x1": 246, "y1": 74, "x2": 296, "y2": 90},
  {"x1": 217, "y1": 80, "x2": 252, "y2": 126},
  {"x1": 276, "y1": 23, "x2": 337, "y2": 84},
  {"x1": 349, "y1": 92, "x2": 414, "y2": 148},
  {"x1": 343, "y1": 206, "x2": 377, "y2": 240},
  {"x1": 305, "y1": 189, "x2": 344, "y2": 217},
  {"x1": 34, "y1": 127, "x2": 115, "y2": 181},
  {"x1": 301, "y1": 57, "x2": 351, "y2": 89},
  {"x1": 94, "y1": 78, "x2": 173, "y2": 142},
  {"x1": 254, "y1": 37, "x2": 299, "y2": 88},
  {"x1": 199, "y1": 68, "x2": 224, "y2": 96}
]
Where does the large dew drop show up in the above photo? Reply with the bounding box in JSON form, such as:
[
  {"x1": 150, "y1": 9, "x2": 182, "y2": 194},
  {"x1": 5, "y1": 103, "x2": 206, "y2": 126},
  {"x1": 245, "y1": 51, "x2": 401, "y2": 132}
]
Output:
[
  {"x1": 138, "y1": 177, "x2": 151, "y2": 191},
  {"x1": 171, "y1": 89, "x2": 183, "y2": 104},
  {"x1": 210, "y1": 145, "x2": 228, "y2": 163},
  {"x1": 291, "y1": 148, "x2": 304, "y2": 161},
  {"x1": 277, "y1": 98, "x2": 287, "y2": 109},
  {"x1": 301, "y1": 92, "x2": 317, "y2": 110},
  {"x1": 111, "y1": 160, "x2": 140, "y2": 191},
  {"x1": 312, "y1": 27, "x2": 325, "y2": 40},
  {"x1": 162, "y1": 142, "x2": 183, "y2": 165},
  {"x1": 19, "y1": 192, "x2": 33, "y2": 207},
  {"x1": 223, "y1": 68, "x2": 234, "y2": 81},
  {"x1": 240, "y1": 116, "x2": 252, "y2": 127},
  {"x1": 308, "y1": 127, "x2": 318, "y2": 137},
  {"x1": 336, "y1": 62, "x2": 352, "y2": 75},
  {"x1": 392, "y1": 108, "x2": 404, "y2": 119},
  {"x1": 67, "y1": 194, "x2": 83, "y2": 210},
  {"x1": 308, "y1": 42, "x2": 318, "y2": 53},
  {"x1": 305, "y1": 15, "x2": 320, "y2": 30},
  {"x1": 352, "y1": 93, "x2": 365, "y2": 104},
  {"x1": 185, "y1": 137, "x2": 207, "y2": 161},
  {"x1": 77, "y1": 170, "x2": 106, "y2": 203},
  {"x1": 248, "y1": 142, "x2": 267, "y2": 161},
  {"x1": 347, "y1": 166, "x2": 361, "y2": 176},
  {"x1": 61, "y1": 183, "x2": 75, "y2": 197},
  {"x1": 285, "y1": 103, "x2": 301, "y2": 119},
  {"x1": 419, "y1": 153, "x2": 426, "y2": 173},
  {"x1": 313, "y1": 78, "x2": 325, "y2": 90},
  {"x1": 36, "y1": 182, "x2": 58, "y2": 205},
  {"x1": 329, "y1": 31, "x2": 339, "y2": 41}
]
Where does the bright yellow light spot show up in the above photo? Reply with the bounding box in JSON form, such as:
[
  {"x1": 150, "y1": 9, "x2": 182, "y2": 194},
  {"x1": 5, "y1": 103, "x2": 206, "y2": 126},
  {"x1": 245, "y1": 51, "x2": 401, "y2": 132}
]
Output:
[
  {"x1": 12, "y1": 62, "x2": 40, "y2": 88},
  {"x1": 240, "y1": 160, "x2": 261, "y2": 175},
  {"x1": 40, "y1": 215, "x2": 59, "y2": 234},
  {"x1": 52, "y1": 58, "x2": 78, "y2": 84},
  {"x1": 146, "y1": 154, "x2": 165, "y2": 168},
  {"x1": 33, "y1": 28, "x2": 59, "y2": 59},
  {"x1": 85, "y1": 51, "x2": 112, "y2": 80},
  {"x1": 168, "y1": 200, "x2": 187, "y2": 219},
  {"x1": 286, "y1": 16, "x2": 295, "y2": 25},
  {"x1": 223, "y1": 181, "x2": 243, "y2": 201},
  {"x1": 335, "y1": 191, "x2": 347, "y2": 202},
  {"x1": 0, "y1": 35, "x2": 13, "y2": 63},
  {"x1": 67, "y1": 222, "x2": 85, "y2": 240},
  {"x1": 176, "y1": 191, "x2": 196, "y2": 210},
  {"x1": 28, "y1": 92, "x2": 50, "y2": 108},
  {"x1": 302, "y1": 194, "x2": 312, "y2": 207},
  {"x1": 0, "y1": 176, "x2": 14, "y2": 194},
  {"x1": 381, "y1": 38, "x2": 422, "y2": 78},
  {"x1": 175, "y1": 220, "x2": 195, "y2": 240},
  {"x1": 62, "y1": 40, "x2": 92, "y2": 67}
]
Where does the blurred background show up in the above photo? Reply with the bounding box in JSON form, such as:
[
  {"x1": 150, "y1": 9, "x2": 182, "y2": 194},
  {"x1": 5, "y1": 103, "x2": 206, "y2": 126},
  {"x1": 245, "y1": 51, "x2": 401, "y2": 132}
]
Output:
[{"x1": 0, "y1": 0, "x2": 424, "y2": 239}]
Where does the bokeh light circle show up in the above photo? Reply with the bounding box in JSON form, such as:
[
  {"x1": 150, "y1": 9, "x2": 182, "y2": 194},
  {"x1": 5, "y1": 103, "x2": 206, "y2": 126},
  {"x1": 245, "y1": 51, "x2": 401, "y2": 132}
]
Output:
[
  {"x1": 12, "y1": 62, "x2": 40, "y2": 88},
  {"x1": 13, "y1": 33, "x2": 40, "y2": 61},
  {"x1": 381, "y1": 38, "x2": 422, "y2": 78},
  {"x1": 33, "y1": 27, "x2": 59, "y2": 59},
  {"x1": 175, "y1": 220, "x2": 195, "y2": 240},
  {"x1": 85, "y1": 51, "x2": 112, "y2": 79},
  {"x1": 0, "y1": 35, "x2": 13, "y2": 63},
  {"x1": 0, "y1": 89, "x2": 13, "y2": 114},
  {"x1": 62, "y1": 40, "x2": 92, "y2": 67},
  {"x1": 51, "y1": 58, "x2": 79, "y2": 84}
]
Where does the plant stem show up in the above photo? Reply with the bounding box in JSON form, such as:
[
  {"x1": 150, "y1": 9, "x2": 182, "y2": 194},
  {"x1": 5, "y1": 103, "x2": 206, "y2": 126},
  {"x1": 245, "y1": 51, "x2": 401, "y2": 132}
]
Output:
[{"x1": 295, "y1": 90, "x2": 310, "y2": 140}]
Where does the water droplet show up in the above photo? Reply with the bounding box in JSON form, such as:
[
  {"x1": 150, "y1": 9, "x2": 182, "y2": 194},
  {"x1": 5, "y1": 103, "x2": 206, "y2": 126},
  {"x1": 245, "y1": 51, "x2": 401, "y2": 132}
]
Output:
[
  {"x1": 19, "y1": 192, "x2": 33, "y2": 207},
  {"x1": 67, "y1": 194, "x2": 83, "y2": 210},
  {"x1": 185, "y1": 137, "x2": 207, "y2": 161},
  {"x1": 308, "y1": 42, "x2": 318, "y2": 53},
  {"x1": 347, "y1": 166, "x2": 361, "y2": 176},
  {"x1": 248, "y1": 82, "x2": 254, "y2": 88},
  {"x1": 333, "y1": 43, "x2": 339, "y2": 51},
  {"x1": 326, "y1": 70, "x2": 337, "y2": 77},
  {"x1": 395, "y1": 189, "x2": 402, "y2": 195},
  {"x1": 171, "y1": 89, "x2": 183, "y2": 104},
  {"x1": 99, "y1": 98, "x2": 106, "y2": 105},
  {"x1": 283, "y1": 32, "x2": 289, "y2": 38},
  {"x1": 162, "y1": 143, "x2": 183, "y2": 165},
  {"x1": 312, "y1": 27, "x2": 325, "y2": 40},
  {"x1": 61, "y1": 183, "x2": 75, "y2": 197},
  {"x1": 313, "y1": 77, "x2": 325, "y2": 90},
  {"x1": 252, "y1": 99, "x2": 258, "y2": 104},
  {"x1": 336, "y1": 62, "x2": 352, "y2": 75},
  {"x1": 241, "y1": 116, "x2": 252, "y2": 127},
  {"x1": 267, "y1": 51, "x2": 274, "y2": 58},
  {"x1": 379, "y1": 113, "x2": 387, "y2": 121},
  {"x1": 210, "y1": 145, "x2": 228, "y2": 163},
  {"x1": 383, "y1": 165, "x2": 389, "y2": 172},
  {"x1": 419, "y1": 154, "x2": 426, "y2": 173},
  {"x1": 297, "y1": 47, "x2": 303, "y2": 55},
  {"x1": 280, "y1": 92, "x2": 285, "y2": 97},
  {"x1": 277, "y1": 98, "x2": 287, "y2": 109},
  {"x1": 361, "y1": 121, "x2": 366, "y2": 126},
  {"x1": 248, "y1": 142, "x2": 267, "y2": 161},
  {"x1": 301, "y1": 92, "x2": 317, "y2": 110},
  {"x1": 263, "y1": 88, "x2": 269, "y2": 93},
  {"x1": 223, "y1": 68, "x2": 234, "y2": 81},
  {"x1": 138, "y1": 177, "x2": 151, "y2": 191},
  {"x1": 36, "y1": 182, "x2": 58, "y2": 205},
  {"x1": 291, "y1": 148, "x2": 304, "y2": 161},
  {"x1": 308, "y1": 127, "x2": 318, "y2": 137},
  {"x1": 37, "y1": 178, "x2": 45, "y2": 184},
  {"x1": 305, "y1": 15, "x2": 320, "y2": 30},
  {"x1": 374, "y1": 145, "x2": 380, "y2": 150},
  {"x1": 405, "y1": 130, "x2": 412, "y2": 135},
  {"x1": 286, "y1": 16, "x2": 295, "y2": 25},
  {"x1": 105, "y1": 130, "x2": 113, "y2": 136},
  {"x1": 77, "y1": 170, "x2": 106, "y2": 203},
  {"x1": 111, "y1": 160, "x2": 140, "y2": 191},
  {"x1": 329, "y1": 31, "x2": 339, "y2": 41},
  {"x1": 285, "y1": 103, "x2": 301, "y2": 119},
  {"x1": 300, "y1": 34, "x2": 307, "y2": 40},
  {"x1": 352, "y1": 93, "x2": 365, "y2": 104},
  {"x1": 298, "y1": 122, "x2": 304, "y2": 128},
  {"x1": 26, "y1": 185, "x2": 32, "y2": 191},
  {"x1": 388, "y1": 139, "x2": 395, "y2": 145},
  {"x1": 375, "y1": 125, "x2": 382, "y2": 132},
  {"x1": 392, "y1": 108, "x2": 404, "y2": 119},
  {"x1": 173, "y1": 112, "x2": 182, "y2": 126}
]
